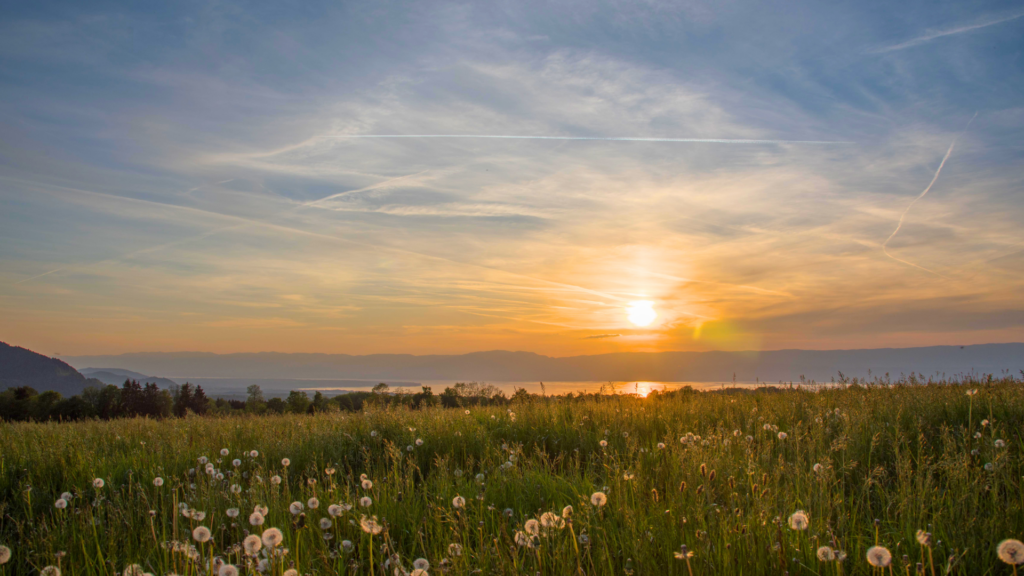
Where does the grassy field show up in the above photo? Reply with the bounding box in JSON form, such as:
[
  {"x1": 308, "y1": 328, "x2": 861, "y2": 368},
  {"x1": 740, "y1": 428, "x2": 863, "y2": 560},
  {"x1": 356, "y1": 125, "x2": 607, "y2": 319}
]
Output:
[{"x1": 2, "y1": 378, "x2": 1023, "y2": 575}]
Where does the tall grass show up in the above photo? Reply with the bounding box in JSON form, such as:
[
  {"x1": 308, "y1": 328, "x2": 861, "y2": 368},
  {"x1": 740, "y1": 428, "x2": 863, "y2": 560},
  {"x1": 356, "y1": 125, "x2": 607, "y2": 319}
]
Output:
[{"x1": 1, "y1": 378, "x2": 1022, "y2": 575}]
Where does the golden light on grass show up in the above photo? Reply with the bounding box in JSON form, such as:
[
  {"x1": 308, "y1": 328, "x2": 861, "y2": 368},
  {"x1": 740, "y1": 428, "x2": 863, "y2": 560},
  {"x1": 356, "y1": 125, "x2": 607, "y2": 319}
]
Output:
[{"x1": 626, "y1": 301, "x2": 657, "y2": 327}]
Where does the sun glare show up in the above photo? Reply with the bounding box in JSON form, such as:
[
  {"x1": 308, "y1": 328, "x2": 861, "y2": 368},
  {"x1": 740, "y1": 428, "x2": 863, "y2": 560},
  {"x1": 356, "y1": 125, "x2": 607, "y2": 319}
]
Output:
[{"x1": 626, "y1": 301, "x2": 657, "y2": 327}]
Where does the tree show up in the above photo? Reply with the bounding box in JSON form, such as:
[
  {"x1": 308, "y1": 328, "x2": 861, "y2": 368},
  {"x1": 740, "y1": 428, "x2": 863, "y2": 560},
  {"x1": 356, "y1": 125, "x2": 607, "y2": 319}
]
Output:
[
  {"x1": 286, "y1": 390, "x2": 310, "y2": 414},
  {"x1": 190, "y1": 385, "x2": 209, "y2": 415},
  {"x1": 266, "y1": 397, "x2": 286, "y2": 414},
  {"x1": 32, "y1": 390, "x2": 62, "y2": 420},
  {"x1": 440, "y1": 386, "x2": 461, "y2": 408},
  {"x1": 411, "y1": 386, "x2": 436, "y2": 409},
  {"x1": 246, "y1": 384, "x2": 266, "y2": 413},
  {"x1": 174, "y1": 383, "x2": 194, "y2": 417}
]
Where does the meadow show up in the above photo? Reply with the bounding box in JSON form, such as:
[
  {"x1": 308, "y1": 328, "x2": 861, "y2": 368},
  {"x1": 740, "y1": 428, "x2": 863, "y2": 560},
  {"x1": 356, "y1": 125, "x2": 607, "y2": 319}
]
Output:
[{"x1": 2, "y1": 376, "x2": 1024, "y2": 575}]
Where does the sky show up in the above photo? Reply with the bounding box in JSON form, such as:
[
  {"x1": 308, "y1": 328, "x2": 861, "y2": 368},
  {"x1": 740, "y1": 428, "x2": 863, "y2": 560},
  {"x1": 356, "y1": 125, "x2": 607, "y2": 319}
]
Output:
[{"x1": 1, "y1": 0, "x2": 1023, "y2": 357}]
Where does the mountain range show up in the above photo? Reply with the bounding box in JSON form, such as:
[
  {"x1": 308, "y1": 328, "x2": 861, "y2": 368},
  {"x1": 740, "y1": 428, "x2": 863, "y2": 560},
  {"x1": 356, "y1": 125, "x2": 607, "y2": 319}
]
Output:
[
  {"x1": 0, "y1": 341, "x2": 102, "y2": 396},
  {"x1": 78, "y1": 368, "x2": 178, "y2": 388},
  {"x1": 62, "y1": 343, "x2": 1024, "y2": 384}
]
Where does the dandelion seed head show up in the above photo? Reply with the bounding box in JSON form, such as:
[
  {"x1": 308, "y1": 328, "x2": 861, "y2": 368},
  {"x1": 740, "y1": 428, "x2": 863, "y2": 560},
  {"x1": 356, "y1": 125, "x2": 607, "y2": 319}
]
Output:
[
  {"x1": 817, "y1": 546, "x2": 836, "y2": 561},
  {"x1": 308, "y1": 497, "x2": 320, "y2": 509},
  {"x1": 40, "y1": 567, "x2": 60, "y2": 576},
  {"x1": 54, "y1": 498, "x2": 67, "y2": 509},
  {"x1": 866, "y1": 546, "x2": 892, "y2": 567},
  {"x1": 788, "y1": 510, "x2": 809, "y2": 531},
  {"x1": 220, "y1": 449, "x2": 229, "y2": 457},
  {"x1": 226, "y1": 508, "x2": 239, "y2": 518},
  {"x1": 192, "y1": 526, "x2": 212, "y2": 543},
  {"x1": 452, "y1": 496, "x2": 466, "y2": 509},
  {"x1": 591, "y1": 492, "x2": 608, "y2": 507},
  {"x1": 249, "y1": 512, "x2": 265, "y2": 526},
  {"x1": 319, "y1": 517, "x2": 332, "y2": 530},
  {"x1": 0, "y1": 545, "x2": 11, "y2": 564},
  {"x1": 92, "y1": 478, "x2": 104, "y2": 489},
  {"x1": 243, "y1": 534, "x2": 261, "y2": 555},
  {"x1": 360, "y1": 496, "x2": 372, "y2": 508},
  {"x1": 261, "y1": 527, "x2": 283, "y2": 548},
  {"x1": 281, "y1": 458, "x2": 290, "y2": 467},
  {"x1": 998, "y1": 539, "x2": 1024, "y2": 565},
  {"x1": 270, "y1": 475, "x2": 281, "y2": 485}
]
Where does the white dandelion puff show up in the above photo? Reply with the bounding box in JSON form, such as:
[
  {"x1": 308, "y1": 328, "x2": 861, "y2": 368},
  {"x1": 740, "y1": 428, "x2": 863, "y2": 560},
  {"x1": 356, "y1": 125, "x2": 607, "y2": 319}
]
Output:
[
  {"x1": 524, "y1": 519, "x2": 540, "y2": 536},
  {"x1": 359, "y1": 515, "x2": 383, "y2": 535},
  {"x1": 998, "y1": 539, "x2": 1024, "y2": 565},
  {"x1": 226, "y1": 508, "x2": 240, "y2": 518},
  {"x1": 360, "y1": 496, "x2": 372, "y2": 508},
  {"x1": 270, "y1": 475, "x2": 281, "y2": 485},
  {"x1": 788, "y1": 511, "x2": 809, "y2": 531},
  {"x1": 413, "y1": 558, "x2": 430, "y2": 570},
  {"x1": 562, "y1": 505, "x2": 573, "y2": 518},
  {"x1": 281, "y1": 458, "x2": 290, "y2": 467},
  {"x1": 249, "y1": 512, "x2": 265, "y2": 526},
  {"x1": 817, "y1": 546, "x2": 836, "y2": 561},
  {"x1": 261, "y1": 527, "x2": 283, "y2": 548},
  {"x1": 243, "y1": 534, "x2": 262, "y2": 555},
  {"x1": 328, "y1": 504, "x2": 343, "y2": 517},
  {"x1": 319, "y1": 517, "x2": 332, "y2": 530},
  {"x1": 308, "y1": 497, "x2": 320, "y2": 509},
  {"x1": 54, "y1": 498, "x2": 67, "y2": 509},
  {"x1": 192, "y1": 526, "x2": 212, "y2": 543},
  {"x1": 0, "y1": 545, "x2": 11, "y2": 564},
  {"x1": 362, "y1": 479, "x2": 373, "y2": 490},
  {"x1": 866, "y1": 546, "x2": 892, "y2": 567},
  {"x1": 220, "y1": 449, "x2": 229, "y2": 457},
  {"x1": 449, "y1": 543, "x2": 463, "y2": 556},
  {"x1": 219, "y1": 565, "x2": 238, "y2": 576},
  {"x1": 416, "y1": 438, "x2": 424, "y2": 446},
  {"x1": 452, "y1": 496, "x2": 466, "y2": 509},
  {"x1": 289, "y1": 502, "x2": 304, "y2": 515},
  {"x1": 92, "y1": 478, "x2": 105, "y2": 489},
  {"x1": 591, "y1": 492, "x2": 608, "y2": 507}
]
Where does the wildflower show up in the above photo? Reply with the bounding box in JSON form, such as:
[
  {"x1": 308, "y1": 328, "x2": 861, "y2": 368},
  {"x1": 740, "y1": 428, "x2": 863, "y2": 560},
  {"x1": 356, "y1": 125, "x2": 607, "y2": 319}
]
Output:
[
  {"x1": 591, "y1": 492, "x2": 608, "y2": 507},
  {"x1": 54, "y1": 498, "x2": 67, "y2": 509},
  {"x1": 465, "y1": 410, "x2": 470, "y2": 414},
  {"x1": 289, "y1": 502, "x2": 304, "y2": 515},
  {"x1": 281, "y1": 458, "x2": 290, "y2": 467},
  {"x1": 411, "y1": 570, "x2": 427, "y2": 576},
  {"x1": 308, "y1": 498, "x2": 320, "y2": 509},
  {"x1": 982, "y1": 419, "x2": 990, "y2": 427},
  {"x1": 453, "y1": 468, "x2": 463, "y2": 478},
  {"x1": 975, "y1": 432, "x2": 983, "y2": 439},
  {"x1": 249, "y1": 512, "x2": 265, "y2": 526},
  {"x1": 370, "y1": 431, "x2": 378, "y2": 437},
  {"x1": 449, "y1": 543, "x2": 463, "y2": 556},
  {"x1": 198, "y1": 456, "x2": 209, "y2": 465},
  {"x1": 866, "y1": 546, "x2": 892, "y2": 567},
  {"x1": 270, "y1": 475, "x2": 281, "y2": 485},
  {"x1": 514, "y1": 531, "x2": 531, "y2": 547},
  {"x1": 230, "y1": 485, "x2": 242, "y2": 494},
  {"x1": 319, "y1": 517, "x2": 332, "y2": 530},
  {"x1": 414, "y1": 558, "x2": 430, "y2": 570},
  {"x1": 817, "y1": 546, "x2": 836, "y2": 561},
  {"x1": 40, "y1": 567, "x2": 60, "y2": 576},
  {"x1": 261, "y1": 527, "x2": 284, "y2": 548},
  {"x1": 578, "y1": 533, "x2": 590, "y2": 546},
  {"x1": 835, "y1": 550, "x2": 848, "y2": 561},
  {"x1": 674, "y1": 545, "x2": 694, "y2": 559},
  {"x1": 250, "y1": 450, "x2": 259, "y2": 458},
  {"x1": 192, "y1": 526, "x2": 212, "y2": 543},
  {"x1": 562, "y1": 505, "x2": 573, "y2": 518},
  {"x1": 0, "y1": 545, "x2": 10, "y2": 564},
  {"x1": 219, "y1": 566, "x2": 238, "y2": 576},
  {"x1": 416, "y1": 439, "x2": 424, "y2": 446},
  {"x1": 452, "y1": 496, "x2": 466, "y2": 509},
  {"x1": 745, "y1": 435, "x2": 754, "y2": 442},
  {"x1": 360, "y1": 496, "x2": 372, "y2": 507},
  {"x1": 362, "y1": 479, "x2": 373, "y2": 490},
  {"x1": 985, "y1": 462, "x2": 995, "y2": 472},
  {"x1": 226, "y1": 508, "x2": 240, "y2": 518},
  {"x1": 61, "y1": 491, "x2": 72, "y2": 501},
  {"x1": 283, "y1": 569, "x2": 297, "y2": 576},
  {"x1": 503, "y1": 508, "x2": 513, "y2": 517},
  {"x1": 778, "y1": 432, "x2": 788, "y2": 440},
  {"x1": 998, "y1": 540, "x2": 1024, "y2": 565},
  {"x1": 475, "y1": 473, "x2": 485, "y2": 483},
  {"x1": 657, "y1": 442, "x2": 666, "y2": 449},
  {"x1": 232, "y1": 459, "x2": 241, "y2": 467},
  {"x1": 328, "y1": 504, "x2": 343, "y2": 517},
  {"x1": 996, "y1": 439, "x2": 1007, "y2": 448},
  {"x1": 359, "y1": 515, "x2": 383, "y2": 535},
  {"x1": 221, "y1": 449, "x2": 230, "y2": 457},
  {"x1": 93, "y1": 478, "x2": 105, "y2": 489},
  {"x1": 813, "y1": 463, "x2": 823, "y2": 473},
  {"x1": 788, "y1": 511, "x2": 809, "y2": 531},
  {"x1": 733, "y1": 430, "x2": 741, "y2": 436},
  {"x1": 342, "y1": 539, "x2": 353, "y2": 552},
  {"x1": 243, "y1": 534, "x2": 261, "y2": 555},
  {"x1": 407, "y1": 445, "x2": 414, "y2": 452},
  {"x1": 193, "y1": 511, "x2": 206, "y2": 521},
  {"x1": 599, "y1": 440, "x2": 608, "y2": 448},
  {"x1": 123, "y1": 565, "x2": 144, "y2": 576},
  {"x1": 256, "y1": 559, "x2": 269, "y2": 573},
  {"x1": 966, "y1": 389, "x2": 977, "y2": 396},
  {"x1": 916, "y1": 530, "x2": 932, "y2": 546}
]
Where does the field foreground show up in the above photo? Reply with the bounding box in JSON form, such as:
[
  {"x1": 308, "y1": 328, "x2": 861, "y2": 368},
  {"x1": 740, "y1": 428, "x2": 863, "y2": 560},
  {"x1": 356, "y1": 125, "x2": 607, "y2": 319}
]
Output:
[{"x1": 2, "y1": 379, "x2": 1023, "y2": 575}]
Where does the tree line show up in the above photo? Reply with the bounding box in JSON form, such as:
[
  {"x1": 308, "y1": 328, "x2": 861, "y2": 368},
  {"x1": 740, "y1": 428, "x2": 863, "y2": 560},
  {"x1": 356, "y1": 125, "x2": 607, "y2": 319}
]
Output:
[{"x1": 0, "y1": 379, "x2": 557, "y2": 422}]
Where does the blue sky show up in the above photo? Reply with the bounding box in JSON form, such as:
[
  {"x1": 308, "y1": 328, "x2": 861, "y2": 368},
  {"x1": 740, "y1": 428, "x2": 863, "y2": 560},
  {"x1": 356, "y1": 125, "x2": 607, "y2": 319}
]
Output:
[{"x1": 1, "y1": 0, "x2": 1023, "y2": 355}]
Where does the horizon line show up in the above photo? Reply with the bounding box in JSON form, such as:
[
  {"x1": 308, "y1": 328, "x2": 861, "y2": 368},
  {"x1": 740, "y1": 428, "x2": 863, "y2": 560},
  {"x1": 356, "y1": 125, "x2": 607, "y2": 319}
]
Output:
[{"x1": 329, "y1": 134, "x2": 855, "y2": 145}]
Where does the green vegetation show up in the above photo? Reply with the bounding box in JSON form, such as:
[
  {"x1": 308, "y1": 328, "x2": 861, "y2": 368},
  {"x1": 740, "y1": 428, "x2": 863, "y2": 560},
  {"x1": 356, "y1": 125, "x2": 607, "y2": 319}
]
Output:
[{"x1": 1, "y1": 376, "x2": 1023, "y2": 575}]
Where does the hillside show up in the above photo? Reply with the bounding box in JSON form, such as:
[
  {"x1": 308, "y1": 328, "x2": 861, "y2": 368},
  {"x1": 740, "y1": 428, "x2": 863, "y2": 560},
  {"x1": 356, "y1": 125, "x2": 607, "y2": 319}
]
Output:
[
  {"x1": 0, "y1": 341, "x2": 100, "y2": 396},
  {"x1": 63, "y1": 343, "x2": 1024, "y2": 383},
  {"x1": 79, "y1": 368, "x2": 177, "y2": 388}
]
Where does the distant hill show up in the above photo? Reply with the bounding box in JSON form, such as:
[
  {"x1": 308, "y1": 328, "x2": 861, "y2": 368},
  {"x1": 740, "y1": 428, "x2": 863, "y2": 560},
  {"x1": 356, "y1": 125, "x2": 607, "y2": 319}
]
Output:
[
  {"x1": 0, "y1": 341, "x2": 102, "y2": 396},
  {"x1": 63, "y1": 343, "x2": 1024, "y2": 383},
  {"x1": 79, "y1": 368, "x2": 177, "y2": 388}
]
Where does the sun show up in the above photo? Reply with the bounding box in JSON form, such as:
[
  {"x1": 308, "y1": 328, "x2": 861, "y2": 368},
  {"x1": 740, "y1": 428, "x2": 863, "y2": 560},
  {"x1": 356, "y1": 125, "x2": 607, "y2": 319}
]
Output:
[{"x1": 626, "y1": 301, "x2": 657, "y2": 327}]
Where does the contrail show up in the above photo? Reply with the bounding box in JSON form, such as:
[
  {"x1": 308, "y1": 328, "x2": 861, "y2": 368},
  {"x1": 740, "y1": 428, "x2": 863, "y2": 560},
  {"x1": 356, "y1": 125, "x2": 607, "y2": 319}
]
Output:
[
  {"x1": 872, "y1": 12, "x2": 1024, "y2": 53},
  {"x1": 882, "y1": 113, "x2": 977, "y2": 276},
  {"x1": 330, "y1": 134, "x2": 853, "y2": 145}
]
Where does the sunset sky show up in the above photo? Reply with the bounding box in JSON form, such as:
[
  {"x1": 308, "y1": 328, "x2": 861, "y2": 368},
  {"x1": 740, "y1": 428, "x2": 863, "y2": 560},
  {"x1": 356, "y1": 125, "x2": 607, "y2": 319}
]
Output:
[{"x1": 2, "y1": 1, "x2": 1023, "y2": 356}]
